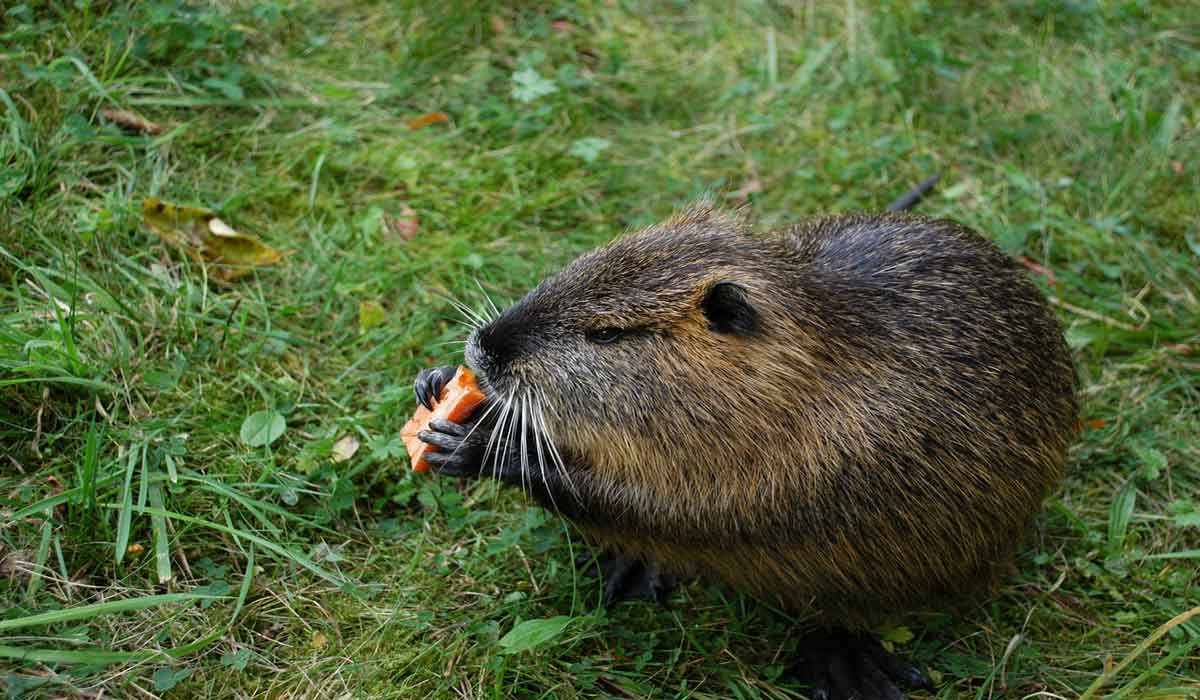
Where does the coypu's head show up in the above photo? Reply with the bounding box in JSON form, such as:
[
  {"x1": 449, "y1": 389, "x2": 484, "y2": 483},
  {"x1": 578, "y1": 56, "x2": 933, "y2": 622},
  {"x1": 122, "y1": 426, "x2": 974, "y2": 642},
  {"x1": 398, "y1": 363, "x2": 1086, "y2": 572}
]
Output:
[{"x1": 464, "y1": 203, "x2": 817, "y2": 479}]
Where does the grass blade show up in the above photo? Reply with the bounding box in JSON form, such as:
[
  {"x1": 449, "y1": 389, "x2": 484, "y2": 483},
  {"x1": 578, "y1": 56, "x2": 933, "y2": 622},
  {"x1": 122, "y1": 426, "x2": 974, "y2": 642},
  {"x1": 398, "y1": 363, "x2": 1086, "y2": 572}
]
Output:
[
  {"x1": 231, "y1": 543, "x2": 255, "y2": 625},
  {"x1": 0, "y1": 376, "x2": 117, "y2": 390},
  {"x1": 149, "y1": 482, "x2": 172, "y2": 584},
  {"x1": 80, "y1": 419, "x2": 101, "y2": 516},
  {"x1": 0, "y1": 646, "x2": 163, "y2": 665},
  {"x1": 164, "y1": 452, "x2": 178, "y2": 484},
  {"x1": 1107, "y1": 479, "x2": 1137, "y2": 549},
  {"x1": 0, "y1": 593, "x2": 222, "y2": 632},
  {"x1": 25, "y1": 517, "x2": 53, "y2": 601},
  {"x1": 114, "y1": 443, "x2": 139, "y2": 565},
  {"x1": 1142, "y1": 550, "x2": 1200, "y2": 560}
]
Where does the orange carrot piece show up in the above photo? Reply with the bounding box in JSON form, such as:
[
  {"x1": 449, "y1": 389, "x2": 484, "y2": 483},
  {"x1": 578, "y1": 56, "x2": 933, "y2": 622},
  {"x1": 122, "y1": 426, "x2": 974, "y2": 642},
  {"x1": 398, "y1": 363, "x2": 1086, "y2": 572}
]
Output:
[{"x1": 400, "y1": 367, "x2": 486, "y2": 472}]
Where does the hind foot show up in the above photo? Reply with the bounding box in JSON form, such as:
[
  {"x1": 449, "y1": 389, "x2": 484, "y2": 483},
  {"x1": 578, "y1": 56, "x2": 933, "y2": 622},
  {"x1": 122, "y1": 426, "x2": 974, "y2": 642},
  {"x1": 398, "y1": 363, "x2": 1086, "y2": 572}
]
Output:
[
  {"x1": 576, "y1": 550, "x2": 677, "y2": 607},
  {"x1": 786, "y1": 629, "x2": 933, "y2": 700}
]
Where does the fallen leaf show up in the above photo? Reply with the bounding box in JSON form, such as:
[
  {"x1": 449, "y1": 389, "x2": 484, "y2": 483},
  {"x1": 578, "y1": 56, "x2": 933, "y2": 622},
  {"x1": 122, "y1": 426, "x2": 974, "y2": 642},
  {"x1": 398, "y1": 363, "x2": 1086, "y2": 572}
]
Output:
[
  {"x1": 100, "y1": 107, "x2": 163, "y2": 135},
  {"x1": 498, "y1": 617, "x2": 572, "y2": 654},
  {"x1": 407, "y1": 111, "x2": 450, "y2": 130},
  {"x1": 240, "y1": 410, "x2": 287, "y2": 448},
  {"x1": 385, "y1": 204, "x2": 419, "y2": 241},
  {"x1": 142, "y1": 198, "x2": 281, "y2": 282},
  {"x1": 358, "y1": 300, "x2": 386, "y2": 334},
  {"x1": 331, "y1": 435, "x2": 360, "y2": 463},
  {"x1": 126, "y1": 543, "x2": 145, "y2": 556},
  {"x1": 1016, "y1": 256, "x2": 1058, "y2": 287}
]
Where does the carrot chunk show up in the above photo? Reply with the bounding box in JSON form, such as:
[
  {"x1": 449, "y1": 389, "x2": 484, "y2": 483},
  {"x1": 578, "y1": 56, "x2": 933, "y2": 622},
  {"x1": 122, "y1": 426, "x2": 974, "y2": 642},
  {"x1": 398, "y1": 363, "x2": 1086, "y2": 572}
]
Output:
[{"x1": 400, "y1": 367, "x2": 487, "y2": 472}]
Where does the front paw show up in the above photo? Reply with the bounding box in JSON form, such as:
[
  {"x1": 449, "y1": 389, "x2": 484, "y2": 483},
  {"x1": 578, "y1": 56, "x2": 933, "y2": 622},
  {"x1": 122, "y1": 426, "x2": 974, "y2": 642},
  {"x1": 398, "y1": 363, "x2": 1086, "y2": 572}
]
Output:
[
  {"x1": 413, "y1": 365, "x2": 459, "y2": 410},
  {"x1": 418, "y1": 418, "x2": 491, "y2": 477}
]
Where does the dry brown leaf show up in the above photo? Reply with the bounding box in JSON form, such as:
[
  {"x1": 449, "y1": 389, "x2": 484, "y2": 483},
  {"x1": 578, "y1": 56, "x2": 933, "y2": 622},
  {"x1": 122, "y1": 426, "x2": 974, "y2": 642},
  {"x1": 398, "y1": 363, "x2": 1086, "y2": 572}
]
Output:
[
  {"x1": 100, "y1": 107, "x2": 163, "y2": 135},
  {"x1": 407, "y1": 112, "x2": 450, "y2": 130},
  {"x1": 142, "y1": 197, "x2": 282, "y2": 282},
  {"x1": 331, "y1": 435, "x2": 360, "y2": 463}
]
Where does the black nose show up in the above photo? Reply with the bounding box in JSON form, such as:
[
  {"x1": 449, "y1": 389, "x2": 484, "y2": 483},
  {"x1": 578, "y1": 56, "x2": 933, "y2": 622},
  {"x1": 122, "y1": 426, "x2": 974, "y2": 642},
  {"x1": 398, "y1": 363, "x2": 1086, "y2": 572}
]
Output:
[
  {"x1": 468, "y1": 312, "x2": 525, "y2": 377},
  {"x1": 476, "y1": 322, "x2": 519, "y2": 366}
]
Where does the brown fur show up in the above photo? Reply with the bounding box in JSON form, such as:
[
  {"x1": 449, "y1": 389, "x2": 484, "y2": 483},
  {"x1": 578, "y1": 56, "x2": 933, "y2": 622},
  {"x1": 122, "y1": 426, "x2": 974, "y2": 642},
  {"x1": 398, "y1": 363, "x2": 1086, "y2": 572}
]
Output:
[{"x1": 467, "y1": 202, "x2": 1078, "y2": 626}]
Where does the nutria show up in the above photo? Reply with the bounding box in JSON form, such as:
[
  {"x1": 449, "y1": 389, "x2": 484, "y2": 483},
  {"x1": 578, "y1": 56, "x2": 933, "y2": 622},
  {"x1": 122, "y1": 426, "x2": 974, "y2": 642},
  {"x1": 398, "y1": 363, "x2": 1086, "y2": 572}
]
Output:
[{"x1": 413, "y1": 185, "x2": 1078, "y2": 700}]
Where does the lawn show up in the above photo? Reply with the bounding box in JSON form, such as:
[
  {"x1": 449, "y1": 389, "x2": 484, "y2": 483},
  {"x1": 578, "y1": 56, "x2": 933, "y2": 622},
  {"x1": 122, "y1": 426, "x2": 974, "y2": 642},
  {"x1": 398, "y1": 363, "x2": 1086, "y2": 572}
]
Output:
[{"x1": 1, "y1": 1, "x2": 1198, "y2": 698}]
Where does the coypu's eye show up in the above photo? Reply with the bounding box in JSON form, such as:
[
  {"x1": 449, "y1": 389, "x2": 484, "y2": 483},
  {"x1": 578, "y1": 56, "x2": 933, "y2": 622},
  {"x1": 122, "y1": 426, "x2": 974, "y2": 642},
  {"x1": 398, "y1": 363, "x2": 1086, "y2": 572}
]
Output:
[{"x1": 585, "y1": 327, "x2": 625, "y2": 345}]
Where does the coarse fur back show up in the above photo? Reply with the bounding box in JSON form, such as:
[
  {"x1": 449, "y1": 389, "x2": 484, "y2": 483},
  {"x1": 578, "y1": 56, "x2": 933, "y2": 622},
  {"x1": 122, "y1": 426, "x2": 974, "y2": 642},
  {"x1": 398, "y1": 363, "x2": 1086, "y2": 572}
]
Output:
[{"x1": 466, "y1": 202, "x2": 1078, "y2": 625}]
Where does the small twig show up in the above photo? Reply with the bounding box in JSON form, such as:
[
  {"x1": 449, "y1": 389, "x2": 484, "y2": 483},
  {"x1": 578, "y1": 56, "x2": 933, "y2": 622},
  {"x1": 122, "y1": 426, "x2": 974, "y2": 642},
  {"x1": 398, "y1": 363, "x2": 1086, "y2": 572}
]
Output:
[
  {"x1": 1047, "y1": 296, "x2": 1139, "y2": 331},
  {"x1": 886, "y1": 173, "x2": 941, "y2": 212},
  {"x1": 218, "y1": 297, "x2": 244, "y2": 354}
]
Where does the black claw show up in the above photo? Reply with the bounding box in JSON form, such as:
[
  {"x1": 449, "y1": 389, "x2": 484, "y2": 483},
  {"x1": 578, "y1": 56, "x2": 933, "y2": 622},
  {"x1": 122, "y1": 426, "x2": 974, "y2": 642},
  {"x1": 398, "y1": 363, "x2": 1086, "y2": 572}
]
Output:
[
  {"x1": 860, "y1": 633, "x2": 932, "y2": 692},
  {"x1": 428, "y1": 367, "x2": 452, "y2": 400},
  {"x1": 414, "y1": 378, "x2": 432, "y2": 410},
  {"x1": 906, "y1": 669, "x2": 934, "y2": 692},
  {"x1": 413, "y1": 365, "x2": 459, "y2": 410},
  {"x1": 428, "y1": 418, "x2": 469, "y2": 437}
]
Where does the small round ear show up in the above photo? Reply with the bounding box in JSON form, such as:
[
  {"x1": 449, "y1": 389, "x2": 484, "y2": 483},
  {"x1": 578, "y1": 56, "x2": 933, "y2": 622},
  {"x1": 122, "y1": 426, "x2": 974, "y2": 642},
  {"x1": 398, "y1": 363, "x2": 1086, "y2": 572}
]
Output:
[{"x1": 701, "y1": 282, "x2": 759, "y2": 336}]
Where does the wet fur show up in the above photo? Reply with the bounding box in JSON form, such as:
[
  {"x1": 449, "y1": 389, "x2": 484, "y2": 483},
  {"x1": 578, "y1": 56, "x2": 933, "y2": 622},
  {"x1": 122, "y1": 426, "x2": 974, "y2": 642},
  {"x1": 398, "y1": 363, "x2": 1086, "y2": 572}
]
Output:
[{"x1": 467, "y1": 202, "x2": 1078, "y2": 626}]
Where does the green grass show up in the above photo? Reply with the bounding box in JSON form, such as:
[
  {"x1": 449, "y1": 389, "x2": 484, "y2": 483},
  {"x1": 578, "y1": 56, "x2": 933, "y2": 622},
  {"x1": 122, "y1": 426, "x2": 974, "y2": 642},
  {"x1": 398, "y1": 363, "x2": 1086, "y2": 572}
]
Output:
[{"x1": 2, "y1": 1, "x2": 1198, "y2": 698}]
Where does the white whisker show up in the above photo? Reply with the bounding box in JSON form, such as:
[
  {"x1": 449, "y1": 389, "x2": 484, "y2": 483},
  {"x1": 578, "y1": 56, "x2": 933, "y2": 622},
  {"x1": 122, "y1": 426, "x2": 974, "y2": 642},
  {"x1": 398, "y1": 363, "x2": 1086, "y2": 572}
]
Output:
[
  {"x1": 473, "y1": 278, "x2": 502, "y2": 321},
  {"x1": 535, "y1": 386, "x2": 577, "y2": 498},
  {"x1": 504, "y1": 391, "x2": 523, "y2": 489},
  {"x1": 529, "y1": 390, "x2": 559, "y2": 512},
  {"x1": 518, "y1": 389, "x2": 530, "y2": 498},
  {"x1": 436, "y1": 293, "x2": 489, "y2": 330},
  {"x1": 437, "y1": 316, "x2": 480, "y2": 332},
  {"x1": 482, "y1": 391, "x2": 515, "y2": 483}
]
